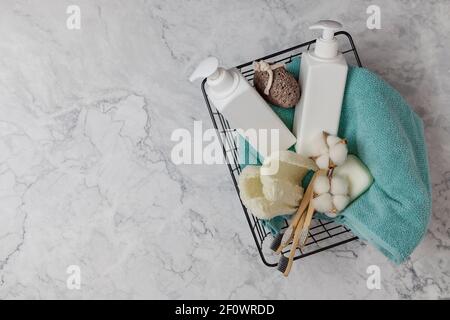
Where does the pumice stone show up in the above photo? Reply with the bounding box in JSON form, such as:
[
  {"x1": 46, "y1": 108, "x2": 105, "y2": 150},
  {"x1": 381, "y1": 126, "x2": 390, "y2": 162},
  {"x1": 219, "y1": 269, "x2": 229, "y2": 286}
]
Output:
[{"x1": 253, "y1": 61, "x2": 300, "y2": 108}]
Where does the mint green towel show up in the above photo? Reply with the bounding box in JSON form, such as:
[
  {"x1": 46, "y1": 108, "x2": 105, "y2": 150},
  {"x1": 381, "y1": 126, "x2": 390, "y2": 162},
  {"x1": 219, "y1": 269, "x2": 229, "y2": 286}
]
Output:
[{"x1": 238, "y1": 57, "x2": 431, "y2": 264}]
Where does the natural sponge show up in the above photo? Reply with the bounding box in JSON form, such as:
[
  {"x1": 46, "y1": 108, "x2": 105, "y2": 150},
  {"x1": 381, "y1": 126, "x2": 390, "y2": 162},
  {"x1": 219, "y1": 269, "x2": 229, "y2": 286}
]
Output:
[
  {"x1": 238, "y1": 166, "x2": 298, "y2": 220},
  {"x1": 253, "y1": 61, "x2": 300, "y2": 108},
  {"x1": 238, "y1": 151, "x2": 318, "y2": 220},
  {"x1": 260, "y1": 150, "x2": 318, "y2": 207}
]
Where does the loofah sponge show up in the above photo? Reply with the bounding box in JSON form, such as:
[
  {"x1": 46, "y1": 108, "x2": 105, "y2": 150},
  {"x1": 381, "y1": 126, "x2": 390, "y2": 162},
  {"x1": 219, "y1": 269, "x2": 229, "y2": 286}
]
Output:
[
  {"x1": 238, "y1": 151, "x2": 317, "y2": 220},
  {"x1": 260, "y1": 151, "x2": 317, "y2": 206},
  {"x1": 238, "y1": 166, "x2": 298, "y2": 220},
  {"x1": 253, "y1": 62, "x2": 300, "y2": 108}
]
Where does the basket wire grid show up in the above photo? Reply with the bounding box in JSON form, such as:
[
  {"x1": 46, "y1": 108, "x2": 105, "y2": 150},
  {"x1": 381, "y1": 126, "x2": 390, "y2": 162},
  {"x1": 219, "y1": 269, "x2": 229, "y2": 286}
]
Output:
[{"x1": 201, "y1": 31, "x2": 362, "y2": 267}]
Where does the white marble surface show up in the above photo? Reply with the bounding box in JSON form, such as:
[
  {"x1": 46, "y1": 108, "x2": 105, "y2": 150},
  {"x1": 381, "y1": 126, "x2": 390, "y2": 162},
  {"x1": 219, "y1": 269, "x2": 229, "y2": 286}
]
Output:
[{"x1": 0, "y1": 0, "x2": 449, "y2": 299}]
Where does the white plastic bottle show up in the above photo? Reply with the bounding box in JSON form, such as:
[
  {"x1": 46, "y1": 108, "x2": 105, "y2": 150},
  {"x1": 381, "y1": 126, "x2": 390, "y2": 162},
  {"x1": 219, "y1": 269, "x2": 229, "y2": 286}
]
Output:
[
  {"x1": 293, "y1": 20, "x2": 348, "y2": 156},
  {"x1": 190, "y1": 57, "x2": 297, "y2": 159}
]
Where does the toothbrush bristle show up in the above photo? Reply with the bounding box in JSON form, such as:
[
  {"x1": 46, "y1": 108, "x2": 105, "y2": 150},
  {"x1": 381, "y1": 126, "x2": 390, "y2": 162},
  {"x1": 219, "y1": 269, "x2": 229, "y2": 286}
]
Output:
[
  {"x1": 270, "y1": 233, "x2": 283, "y2": 252},
  {"x1": 299, "y1": 229, "x2": 308, "y2": 246},
  {"x1": 277, "y1": 255, "x2": 289, "y2": 273},
  {"x1": 281, "y1": 226, "x2": 293, "y2": 244}
]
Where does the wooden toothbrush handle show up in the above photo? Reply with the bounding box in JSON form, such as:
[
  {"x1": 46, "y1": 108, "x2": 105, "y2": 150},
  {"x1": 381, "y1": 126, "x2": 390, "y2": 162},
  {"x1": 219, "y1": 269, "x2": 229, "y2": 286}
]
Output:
[
  {"x1": 283, "y1": 216, "x2": 305, "y2": 277},
  {"x1": 303, "y1": 203, "x2": 315, "y2": 231},
  {"x1": 290, "y1": 171, "x2": 319, "y2": 229},
  {"x1": 275, "y1": 171, "x2": 320, "y2": 254},
  {"x1": 281, "y1": 170, "x2": 324, "y2": 275},
  {"x1": 298, "y1": 197, "x2": 316, "y2": 247},
  {"x1": 302, "y1": 184, "x2": 317, "y2": 230},
  {"x1": 276, "y1": 180, "x2": 312, "y2": 254}
]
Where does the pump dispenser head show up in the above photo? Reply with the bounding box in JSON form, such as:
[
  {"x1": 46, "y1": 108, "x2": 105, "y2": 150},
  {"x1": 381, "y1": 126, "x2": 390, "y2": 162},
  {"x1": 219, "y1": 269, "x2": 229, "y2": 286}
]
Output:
[
  {"x1": 309, "y1": 20, "x2": 343, "y2": 59},
  {"x1": 189, "y1": 57, "x2": 220, "y2": 82},
  {"x1": 189, "y1": 57, "x2": 236, "y2": 97}
]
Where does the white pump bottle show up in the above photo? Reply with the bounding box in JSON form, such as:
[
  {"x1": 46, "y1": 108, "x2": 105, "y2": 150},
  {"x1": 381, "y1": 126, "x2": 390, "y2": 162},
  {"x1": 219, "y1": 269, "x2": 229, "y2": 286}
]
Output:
[
  {"x1": 190, "y1": 57, "x2": 297, "y2": 159},
  {"x1": 293, "y1": 20, "x2": 348, "y2": 156}
]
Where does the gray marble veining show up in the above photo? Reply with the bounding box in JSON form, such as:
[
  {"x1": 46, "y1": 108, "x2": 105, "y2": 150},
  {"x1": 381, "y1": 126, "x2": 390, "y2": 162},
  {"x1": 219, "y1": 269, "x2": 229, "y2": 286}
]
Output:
[{"x1": 0, "y1": 0, "x2": 448, "y2": 299}]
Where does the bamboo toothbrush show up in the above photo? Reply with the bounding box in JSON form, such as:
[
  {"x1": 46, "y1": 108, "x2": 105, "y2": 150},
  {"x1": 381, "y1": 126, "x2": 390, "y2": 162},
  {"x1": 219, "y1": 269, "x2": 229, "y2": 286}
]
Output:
[
  {"x1": 277, "y1": 196, "x2": 315, "y2": 276},
  {"x1": 270, "y1": 171, "x2": 319, "y2": 253},
  {"x1": 270, "y1": 200, "x2": 306, "y2": 254},
  {"x1": 298, "y1": 192, "x2": 317, "y2": 246},
  {"x1": 270, "y1": 172, "x2": 319, "y2": 253}
]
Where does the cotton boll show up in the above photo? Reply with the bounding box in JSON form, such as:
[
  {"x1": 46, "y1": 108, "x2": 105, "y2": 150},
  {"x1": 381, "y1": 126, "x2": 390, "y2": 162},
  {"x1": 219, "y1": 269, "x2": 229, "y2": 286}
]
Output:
[
  {"x1": 309, "y1": 133, "x2": 329, "y2": 157},
  {"x1": 315, "y1": 154, "x2": 330, "y2": 169},
  {"x1": 326, "y1": 135, "x2": 341, "y2": 147},
  {"x1": 314, "y1": 174, "x2": 330, "y2": 194},
  {"x1": 332, "y1": 195, "x2": 350, "y2": 211},
  {"x1": 329, "y1": 142, "x2": 348, "y2": 166},
  {"x1": 325, "y1": 211, "x2": 338, "y2": 218},
  {"x1": 330, "y1": 175, "x2": 349, "y2": 195},
  {"x1": 312, "y1": 193, "x2": 333, "y2": 213}
]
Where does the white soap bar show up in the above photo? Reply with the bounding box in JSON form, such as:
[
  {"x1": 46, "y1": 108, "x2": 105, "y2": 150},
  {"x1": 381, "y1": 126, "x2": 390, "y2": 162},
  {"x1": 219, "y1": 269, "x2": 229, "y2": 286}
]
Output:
[{"x1": 333, "y1": 155, "x2": 373, "y2": 200}]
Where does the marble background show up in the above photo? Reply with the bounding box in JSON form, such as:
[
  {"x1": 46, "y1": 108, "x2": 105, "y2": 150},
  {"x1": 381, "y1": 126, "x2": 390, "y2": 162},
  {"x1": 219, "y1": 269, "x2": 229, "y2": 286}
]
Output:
[{"x1": 0, "y1": 0, "x2": 448, "y2": 299}]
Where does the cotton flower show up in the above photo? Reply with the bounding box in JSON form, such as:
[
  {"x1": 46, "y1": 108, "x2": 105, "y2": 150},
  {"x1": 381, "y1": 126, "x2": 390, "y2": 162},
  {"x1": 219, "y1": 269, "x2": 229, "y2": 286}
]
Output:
[
  {"x1": 326, "y1": 135, "x2": 341, "y2": 147},
  {"x1": 313, "y1": 174, "x2": 330, "y2": 194},
  {"x1": 329, "y1": 142, "x2": 348, "y2": 166},
  {"x1": 332, "y1": 195, "x2": 350, "y2": 211},
  {"x1": 310, "y1": 132, "x2": 348, "y2": 169},
  {"x1": 310, "y1": 133, "x2": 329, "y2": 157},
  {"x1": 312, "y1": 171, "x2": 351, "y2": 217},
  {"x1": 315, "y1": 154, "x2": 330, "y2": 170},
  {"x1": 312, "y1": 193, "x2": 333, "y2": 213}
]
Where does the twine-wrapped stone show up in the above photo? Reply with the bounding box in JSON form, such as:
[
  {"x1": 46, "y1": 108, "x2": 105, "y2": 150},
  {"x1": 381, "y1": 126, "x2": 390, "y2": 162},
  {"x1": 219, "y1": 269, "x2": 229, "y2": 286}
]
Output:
[{"x1": 253, "y1": 60, "x2": 300, "y2": 108}]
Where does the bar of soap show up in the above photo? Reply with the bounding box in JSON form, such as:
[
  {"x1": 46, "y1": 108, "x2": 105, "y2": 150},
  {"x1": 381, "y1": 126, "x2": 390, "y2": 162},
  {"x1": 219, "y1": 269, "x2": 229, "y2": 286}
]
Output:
[{"x1": 333, "y1": 155, "x2": 373, "y2": 200}]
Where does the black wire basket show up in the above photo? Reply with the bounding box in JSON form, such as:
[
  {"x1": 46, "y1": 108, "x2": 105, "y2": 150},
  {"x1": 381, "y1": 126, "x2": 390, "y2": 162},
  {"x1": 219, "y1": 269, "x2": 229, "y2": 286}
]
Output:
[{"x1": 201, "y1": 31, "x2": 361, "y2": 267}]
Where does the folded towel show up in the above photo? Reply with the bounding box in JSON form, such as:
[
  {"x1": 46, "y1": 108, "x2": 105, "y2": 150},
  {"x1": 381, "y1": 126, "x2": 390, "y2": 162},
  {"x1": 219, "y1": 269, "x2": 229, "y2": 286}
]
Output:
[{"x1": 238, "y1": 57, "x2": 431, "y2": 263}]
